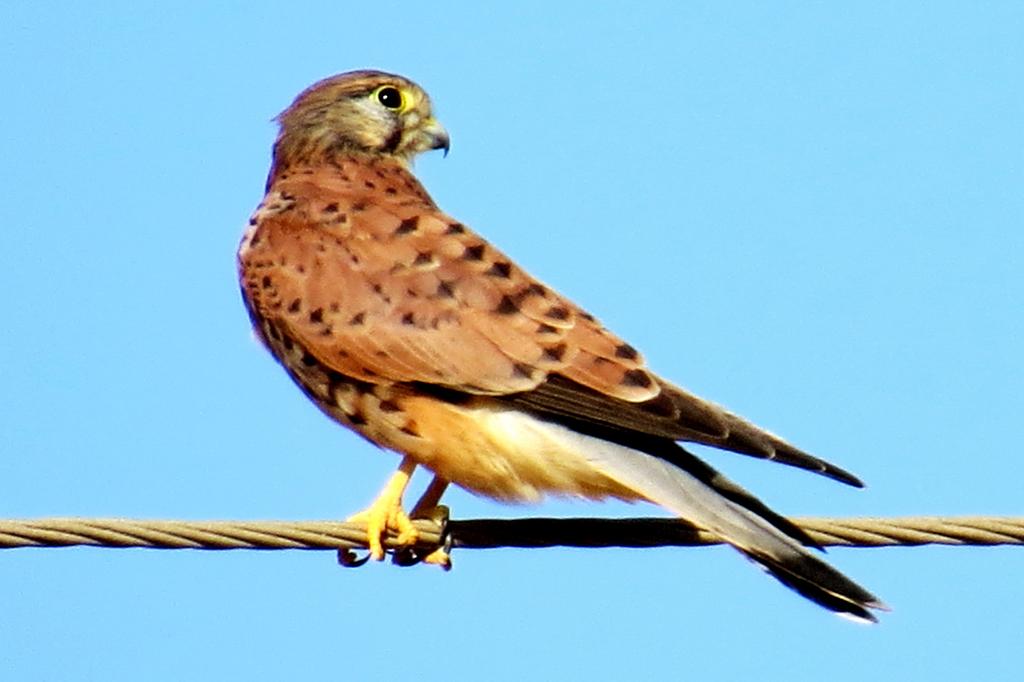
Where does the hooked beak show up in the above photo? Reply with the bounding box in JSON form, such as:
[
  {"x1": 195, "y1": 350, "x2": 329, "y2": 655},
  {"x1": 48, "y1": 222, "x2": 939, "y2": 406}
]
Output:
[{"x1": 421, "y1": 117, "x2": 450, "y2": 157}]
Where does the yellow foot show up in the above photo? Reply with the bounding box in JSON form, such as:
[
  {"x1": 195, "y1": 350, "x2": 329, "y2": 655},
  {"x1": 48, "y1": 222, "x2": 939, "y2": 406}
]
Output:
[
  {"x1": 420, "y1": 547, "x2": 452, "y2": 571},
  {"x1": 346, "y1": 499, "x2": 417, "y2": 561},
  {"x1": 387, "y1": 503, "x2": 452, "y2": 570},
  {"x1": 409, "y1": 503, "x2": 452, "y2": 570},
  {"x1": 345, "y1": 456, "x2": 419, "y2": 561},
  {"x1": 412, "y1": 477, "x2": 452, "y2": 570}
]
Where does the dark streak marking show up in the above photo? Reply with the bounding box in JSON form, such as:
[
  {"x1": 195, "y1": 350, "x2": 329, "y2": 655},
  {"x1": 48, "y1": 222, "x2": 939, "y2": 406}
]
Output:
[
  {"x1": 381, "y1": 126, "x2": 404, "y2": 154},
  {"x1": 495, "y1": 295, "x2": 520, "y2": 315},
  {"x1": 486, "y1": 261, "x2": 512, "y2": 278},
  {"x1": 325, "y1": 370, "x2": 345, "y2": 399},
  {"x1": 309, "y1": 308, "x2": 324, "y2": 324},
  {"x1": 324, "y1": 202, "x2": 339, "y2": 213},
  {"x1": 542, "y1": 344, "x2": 568, "y2": 362},
  {"x1": 512, "y1": 363, "x2": 534, "y2": 380},
  {"x1": 379, "y1": 399, "x2": 401, "y2": 412},
  {"x1": 545, "y1": 305, "x2": 570, "y2": 321},
  {"x1": 622, "y1": 369, "x2": 654, "y2": 389},
  {"x1": 445, "y1": 222, "x2": 466, "y2": 235},
  {"x1": 615, "y1": 343, "x2": 639, "y2": 360},
  {"x1": 436, "y1": 280, "x2": 456, "y2": 298},
  {"x1": 394, "y1": 217, "x2": 419, "y2": 235},
  {"x1": 288, "y1": 298, "x2": 301, "y2": 313},
  {"x1": 349, "y1": 312, "x2": 366, "y2": 326},
  {"x1": 462, "y1": 244, "x2": 486, "y2": 261},
  {"x1": 401, "y1": 312, "x2": 415, "y2": 325}
]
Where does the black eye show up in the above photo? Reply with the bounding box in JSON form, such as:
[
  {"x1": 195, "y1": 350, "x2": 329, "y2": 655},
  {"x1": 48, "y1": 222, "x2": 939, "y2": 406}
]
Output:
[{"x1": 376, "y1": 87, "x2": 403, "y2": 109}]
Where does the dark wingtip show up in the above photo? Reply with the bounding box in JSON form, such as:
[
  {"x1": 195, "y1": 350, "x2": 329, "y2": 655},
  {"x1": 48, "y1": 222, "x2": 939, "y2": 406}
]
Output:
[
  {"x1": 823, "y1": 464, "x2": 865, "y2": 488},
  {"x1": 718, "y1": 420, "x2": 867, "y2": 488}
]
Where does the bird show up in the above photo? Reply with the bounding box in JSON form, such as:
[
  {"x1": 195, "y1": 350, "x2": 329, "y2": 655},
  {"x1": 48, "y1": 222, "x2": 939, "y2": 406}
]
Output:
[{"x1": 237, "y1": 69, "x2": 886, "y2": 622}]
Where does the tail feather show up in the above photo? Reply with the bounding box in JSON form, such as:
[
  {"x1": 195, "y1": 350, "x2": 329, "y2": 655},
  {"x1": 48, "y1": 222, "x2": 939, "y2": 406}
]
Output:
[
  {"x1": 562, "y1": 428, "x2": 885, "y2": 621},
  {"x1": 655, "y1": 443, "x2": 822, "y2": 550},
  {"x1": 743, "y1": 548, "x2": 887, "y2": 623}
]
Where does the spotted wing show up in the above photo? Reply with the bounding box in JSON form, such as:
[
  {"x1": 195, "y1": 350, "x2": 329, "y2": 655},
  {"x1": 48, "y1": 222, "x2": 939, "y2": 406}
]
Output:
[{"x1": 240, "y1": 165, "x2": 860, "y2": 486}]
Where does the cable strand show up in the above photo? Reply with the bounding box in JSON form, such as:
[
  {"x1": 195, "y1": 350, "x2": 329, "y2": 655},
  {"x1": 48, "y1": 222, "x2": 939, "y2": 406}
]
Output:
[{"x1": 2, "y1": 516, "x2": 1022, "y2": 554}]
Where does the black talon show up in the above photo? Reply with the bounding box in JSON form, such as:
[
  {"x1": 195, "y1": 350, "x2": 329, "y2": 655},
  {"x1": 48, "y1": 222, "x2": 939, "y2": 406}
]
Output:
[{"x1": 337, "y1": 547, "x2": 371, "y2": 568}]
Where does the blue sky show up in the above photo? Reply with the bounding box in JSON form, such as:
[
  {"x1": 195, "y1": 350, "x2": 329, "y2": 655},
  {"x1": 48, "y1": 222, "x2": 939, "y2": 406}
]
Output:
[{"x1": 1, "y1": 2, "x2": 1022, "y2": 680}]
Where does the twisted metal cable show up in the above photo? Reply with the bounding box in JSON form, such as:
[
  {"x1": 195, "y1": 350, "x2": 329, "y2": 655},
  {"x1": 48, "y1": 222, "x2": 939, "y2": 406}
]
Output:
[{"x1": 1, "y1": 515, "x2": 1023, "y2": 556}]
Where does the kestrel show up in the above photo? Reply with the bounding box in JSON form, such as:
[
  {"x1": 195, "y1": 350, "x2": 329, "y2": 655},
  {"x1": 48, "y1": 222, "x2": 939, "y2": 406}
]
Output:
[{"x1": 238, "y1": 70, "x2": 885, "y2": 622}]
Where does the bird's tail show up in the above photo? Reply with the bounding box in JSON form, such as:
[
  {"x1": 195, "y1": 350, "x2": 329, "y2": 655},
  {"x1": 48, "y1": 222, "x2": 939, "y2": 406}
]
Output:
[
  {"x1": 740, "y1": 546, "x2": 885, "y2": 622},
  {"x1": 568, "y1": 431, "x2": 887, "y2": 622}
]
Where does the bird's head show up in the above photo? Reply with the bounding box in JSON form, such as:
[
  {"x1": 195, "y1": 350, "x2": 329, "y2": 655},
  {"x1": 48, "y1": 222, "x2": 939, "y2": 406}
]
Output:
[{"x1": 272, "y1": 70, "x2": 449, "y2": 168}]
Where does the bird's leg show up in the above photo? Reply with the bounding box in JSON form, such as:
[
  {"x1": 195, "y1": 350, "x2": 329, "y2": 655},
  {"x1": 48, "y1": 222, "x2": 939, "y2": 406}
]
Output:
[
  {"x1": 410, "y1": 476, "x2": 452, "y2": 569},
  {"x1": 411, "y1": 476, "x2": 450, "y2": 517},
  {"x1": 346, "y1": 455, "x2": 419, "y2": 561}
]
